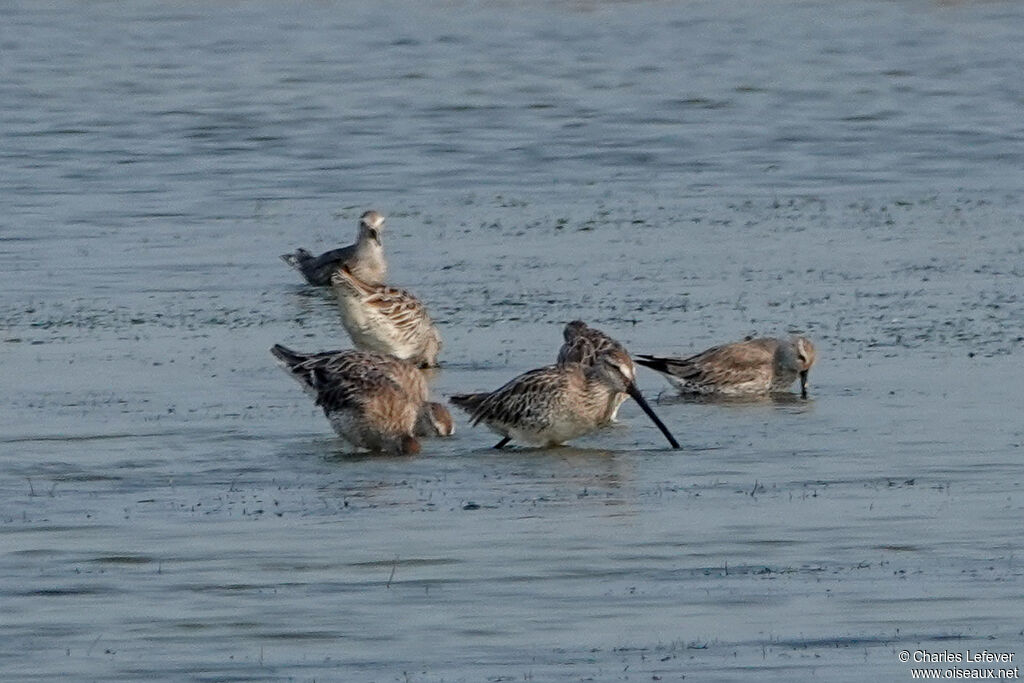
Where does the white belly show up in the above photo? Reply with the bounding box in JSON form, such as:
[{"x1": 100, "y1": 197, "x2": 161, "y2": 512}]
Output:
[{"x1": 336, "y1": 296, "x2": 405, "y2": 357}]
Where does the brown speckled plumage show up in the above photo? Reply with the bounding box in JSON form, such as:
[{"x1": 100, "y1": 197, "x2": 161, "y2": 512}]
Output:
[
  {"x1": 451, "y1": 348, "x2": 679, "y2": 449},
  {"x1": 331, "y1": 266, "x2": 442, "y2": 368},
  {"x1": 556, "y1": 320, "x2": 634, "y2": 421},
  {"x1": 271, "y1": 344, "x2": 453, "y2": 439},
  {"x1": 557, "y1": 320, "x2": 629, "y2": 367},
  {"x1": 307, "y1": 364, "x2": 420, "y2": 455}
]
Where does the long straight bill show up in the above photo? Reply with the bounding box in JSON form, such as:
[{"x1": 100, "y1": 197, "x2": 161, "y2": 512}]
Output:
[{"x1": 627, "y1": 384, "x2": 681, "y2": 449}]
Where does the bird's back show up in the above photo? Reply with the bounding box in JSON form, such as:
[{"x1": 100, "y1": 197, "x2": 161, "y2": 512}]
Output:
[
  {"x1": 282, "y1": 240, "x2": 386, "y2": 286},
  {"x1": 636, "y1": 338, "x2": 779, "y2": 394}
]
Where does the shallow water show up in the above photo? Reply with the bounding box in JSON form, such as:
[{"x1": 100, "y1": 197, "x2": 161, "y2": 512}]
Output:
[{"x1": 2, "y1": 0, "x2": 1023, "y2": 680}]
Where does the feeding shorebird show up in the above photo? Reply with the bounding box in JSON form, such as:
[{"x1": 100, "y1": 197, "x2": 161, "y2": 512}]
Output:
[
  {"x1": 331, "y1": 265, "x2": 442, "y2": 368},
  {"x1": 271, "y1": 344, "x2": 454, "y2": 437},
  {"x1": 281, "y1": 210, "x2": 388, "y2": 286},
  {"x1": 313, "y1": 367, "x2": 421, "y2": 455},
  {"x1": 271, "y1": 347, "x2": 422, "y2": 454},
  {"x1": 634, "y1": 336, "x2": 817, "y2": 398},
  {"x1": 450, "y1": 348, "x2": 680, "y2": 450},
  {"x1": 556, "y1": 320, "x2": 633, "y2": 421}
]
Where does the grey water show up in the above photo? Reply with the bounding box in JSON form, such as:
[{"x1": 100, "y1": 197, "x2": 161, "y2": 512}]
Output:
[{"x1": 2, "y1": 0, "x2": 1023, "y2": 680}]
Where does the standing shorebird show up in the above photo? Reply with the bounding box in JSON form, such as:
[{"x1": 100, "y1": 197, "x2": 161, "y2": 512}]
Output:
[
  {"x1": 450, "y1": 348, "x2": 680, "y2": 450},
  {"x1": 634, "y1": 336, "x2": 817, "y2": 398},
  {"x1": 331, "y1": 265, "x2": 442, "y2": 368},
  {"x1": 271, "y1": 344, "x2": 454, "y2": 437},
  {"x1": 556, "y1": 320, "x2": 633, "y2": 421},
  {"x1": 281, "y1": 210, "x2": 388, "y2": 286}
]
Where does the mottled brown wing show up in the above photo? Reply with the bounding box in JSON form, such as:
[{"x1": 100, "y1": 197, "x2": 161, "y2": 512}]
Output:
[
  {"x1": 311, "y1": 350, "x2": 428, "y2": 402},
  {"x1": 368, "y1": 286, "x2": 430, "y2": 333},
  {"x1": 311, "y1": 366, "x2": 401, "y2": 415},
  {"x1": 465, "y1": 366, "x2": 567, "y2": 432},
  {"x1": 310, "y1": 368, "x2": 370, "y2": 414},
  {"x1": 274, "y1": 346, "x2": 386, "y2": 390}
]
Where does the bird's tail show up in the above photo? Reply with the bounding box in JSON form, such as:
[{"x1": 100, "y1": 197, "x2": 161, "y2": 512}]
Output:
[
  {"x1": 449, "y1": 392, "x2": 488, "y2": 417},
  {"x1": 280, "y1": 248, "x2": 314, "y2": 271},
  {"x1": 270, "y1": 343, "x2": 308, "y2": 368},
  {"x1": 278, "y1": 249, "x2": 313, "y2": 270},
  {"x1": 633, "y1": 354, "x2": 674, "y2": 374}
]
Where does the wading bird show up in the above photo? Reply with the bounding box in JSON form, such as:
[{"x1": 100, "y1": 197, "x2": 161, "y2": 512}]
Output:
[
  {"x1": 451, "y1": 348, "x2": 680, "y2": 450},
  {"x1": 281, "y1": 210, "x2": 387, "y2": 286},
  {"x1": 635, "y1": 336, "x2": 817, "y2": 398},
  {"x1": 331, "y1": 266, "x2": 442, "y2": 368}
]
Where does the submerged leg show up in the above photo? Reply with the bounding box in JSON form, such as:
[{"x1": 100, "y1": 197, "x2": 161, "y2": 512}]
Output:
[{"x1": 492, "y1": 436, "x2": 512, "y2": 449}]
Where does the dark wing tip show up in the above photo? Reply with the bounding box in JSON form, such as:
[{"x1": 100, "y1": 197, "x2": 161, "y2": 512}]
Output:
[
  {"x1": 633, "y1": 354, "x2": 667, "y2": 371},
  {"x1": 270, "y1": 343, "x2": 296, "y2": 361},
  {"x1": 449, "y1": 393, "x2": 476, "y2": 410},
  {"x1": 449, "y1": 393, "x2": 490, "y2": 426},
  {"x1": 311, "y1": 366, "x2": 332, "y2": 389},
  {"x1": 271, "y1": 344, "x2": 314, "y2": 371},
  {"x1": 281, "y1": 248, "x2": 312, "y2": 267}
]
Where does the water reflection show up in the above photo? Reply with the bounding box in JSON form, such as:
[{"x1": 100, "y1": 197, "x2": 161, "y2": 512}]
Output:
[{"x1": 654, "y1": 390, "x2": 815, "y2": 411}]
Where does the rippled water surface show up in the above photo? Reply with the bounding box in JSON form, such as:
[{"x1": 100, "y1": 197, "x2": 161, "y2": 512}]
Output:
[{"x1": 2, "y1": 1, "x2": 1023, "y2": 680}]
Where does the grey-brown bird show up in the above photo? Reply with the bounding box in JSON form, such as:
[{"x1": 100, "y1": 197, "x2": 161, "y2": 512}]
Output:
[
  {"x1": 305, "y1": 365, "x2": 421, "y2": 455},
  {"x1": 271, "y1": 344, "x2": 453, "y2": 437},
  {"x1": 281, "y1": 210, "x2": 387, "y2": 286},
  {"x1": 635, "y1": 336, "x2": 817, "y2": 398},
  {"x1": 331, "y1": 266, "x2": 442, "y2": 368},
  {"x1": 451, "y1": 348, "x2": 680, "y2": 450},
  {"x1": 556, "y1": 320, "x2": 633, "y2": 421}
]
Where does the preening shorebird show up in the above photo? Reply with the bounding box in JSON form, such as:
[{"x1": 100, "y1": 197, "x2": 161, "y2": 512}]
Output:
[
  {"x1": 271, "y1": 344, "x2": 453, "y2": 437},
  {"x1": 556, "y1": 320, "x2": 633, "y2": 421},
  {"x1": 302, "y1": 363, "x2": 421, "y2": 455},
  {"x1": 331, "y1": 265, "x2": 442, "y2": 368}
]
